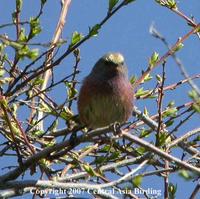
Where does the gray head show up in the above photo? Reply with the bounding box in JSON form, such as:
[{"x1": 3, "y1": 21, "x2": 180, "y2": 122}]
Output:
[{"x1": 90, "y1": 52, "x2": 128, "y2": 79}]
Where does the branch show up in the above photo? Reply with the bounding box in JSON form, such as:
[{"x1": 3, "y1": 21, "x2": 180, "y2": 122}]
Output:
[
  {"x1": 134, "y1": 23, "x2": 200, "y2": 91},
  {"x1": 58, "y1": 154, "x2": 149, "y2": 182},
  {"x1": 37, "y1": 0, "x2": 72, "y2": 130},
  {"x1": 150, "y1": 23, "x2": 200, "y2": 96},
  {"x1": 4, "y1": 1, "x2": 135, "y2": 96},
  {"x1": 1, "y1": 161, "x2": 148, "y2": 193},
  {"x1": 189, "y1": 182, "x2": 200, "y2": 199},
  {"x1": 167, "y1": 127, "x2": 200, "y2": 148},
  {"x1": 0, "y1": 125, "x2": 113, "y2": 182},
  {"x1": 131, "y1": 107, "x2": 200, "y2": 156},
  {"x1": 122, "y1": 131, "x2": 200, "y2": 174}
]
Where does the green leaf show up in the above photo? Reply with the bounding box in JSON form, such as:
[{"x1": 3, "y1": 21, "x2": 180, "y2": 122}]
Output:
[
  {"x1": 82, "y1": 164, "x2": 97, "y2": 177},
  {"x1": 194, "y1": 135, "x2": 200, "y2": 142},
  {"x1": 163, "y1": 107, "x2": 177, "y2": 118},
  {"x1": 11, "y1": 103, "x2": 18, "y2": 117},
  {"x1": 32, "y1": 130, "x2": 44, "y2": 137},
  {"x1": 100, "y1": 145, "x2": 113, "y2": 152},
  {"x1": 155, "y1": 0, "x2": 177, "y2": 9},
  {"x1": 65, "y1": 82, "x2": 78, "y2": 100},
  {"x1": 11, "y1": 123, "x2": 21, "y2": 136},
  {"x1": 60, "y1": 107, "x2": 74, "y2": 120},
  {"x1": 29, "y1": 18, "x2": 42, "y2": 39},
  {"x1": 167, "y1": 100, "x2": 175, "y2": 108},
  {"x1": 96, "y1": 151, "x2": 120, "y2": 163},
  {"x1": 109, "y1": 151, "x2": 120, "y2": 160},
  {"x1": 18, "y1": 28, "x2": 28, "y2": 42},
  {"x1": 70, "y1": 31, "x2": 83, "y2": 47},
  {"x1": 157, "y1": 132, "x2": 171, "y2": 146},
  {"x1": 39, "y1": 158, "x2": 50, "y2": 167},
  {"x1": 132, "y1": 175, "x2": 143, "y2": 187},
  {"x1": 178, "y1": 170, "x2": 192, "y2": 180},
  {"x1": 27, "y1": 90, "x2": 33, "y2": 98},
  {"x1": 27, "y1": 48, "x2": 39, "y2": 60},
  {"x1": 140, "y1": 129, "x2": 152, "y2": 138},
  {"x1": 136, "y1": 147, "x2": 146, "y2": 154},
  {"x1": 95, "y1": 156, "x2": 106, "y2": 164},
  {"x1": 0, "y1": 68, "x2": 5, "y2": 77},
  {"x1": 135, "y1": 87, "x2": 150, "y2": 98},
  {"x1": 167, "y1": 0, "x2": 177, "y2": 9},
  {"x1": 12, "y1": 11, "x2": 17, "y2": 24},
  {"x1": 188, "y1": 90, "x2": 199, "y2": 100},
  {"x1": 192, "y1": 103, "x2": 200, "y2": 113},
  {"x1": 32, "y1": 77, "x2": 44, "y2": 86},
  {"x1": 40, "y1": 103, "x2": 51, "y2": 113},
  {"x1": 0, "y1": 77, "x2": 13, "y2": 85},
  {"x1": 2, "y1": 38, "x2": 22, "y2": 50},
  {"x1": 109, "y1": 0, "x2": 119, "y2": 12},
  {"x1": 165, "y1": 120, "x2": 174, "y2": 127},
  {"x1": 188, "y1": 90, "x2": 200, "y2": 113},
  {"x1": 155, "y1": 0, "x2": 165, "y2": 6},
  {"x1": 174, "y1": 42, "x2": 184, "y2": 52},
  {"x1": 130, "y1": 75, "x2": 137, "y2": 85},
  {"x1": 143, "y1": 107, "x2": 149, "y2": 116},
  {"x1": 17, "y1": 45, "x2": 39, "y2": 60},
  {"x1": 0, "y1": 43, "x2": 5, "y2": 52},
  {"x1": 143, "y1": 74, "x2": 153, "y2": 82},
  {"x1": 16, "y1": 0, "x2": 23, "y2": 11},
  {"x1": 168, "y1": 183, "x2": 177, "y2": 199},
  {"x1": 156, "y1": 74, "x2": 162, "y2": 84},
  {"x1": 44, "y1": 140, "x2": 56, "y2": 147},
  {"x1": 17, "y1": 46, "x2": 29, "y2": 59},
  {"x1": 89, "y1": 24, "x2": 101, "y2": 37},
  {"x1": 196, "y1": 26, "x2": 200, "y2": 33},
  {"x1": 149, "y1": 52, "x2": 159, "y2": 68}
]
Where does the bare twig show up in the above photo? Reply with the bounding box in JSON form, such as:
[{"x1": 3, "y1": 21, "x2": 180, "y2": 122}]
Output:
[
  {"x1": 156, "y1": 62, "x2": 166, "y2": 146},
  {"x1": 189, "y1": 183, "x2": 200, "y2": 199},
  {"x1": 132, "y1": 107, "x2": 199, "y2": 156},
  {"x1": 167, "y1": 127, "x2": 200, "y2": 148},
  {"x1": 37, "y1": 0, "x2": 72, "y2": 130},
  {"x1": 122, "y1": 131, "x2": 200, "y2": 174},
  {"x1": 150, "y1": 23, "x2": 200, "y2": 96},
  {"x1": 58, "y1": 154, "x2": 149, "y2": 181}
]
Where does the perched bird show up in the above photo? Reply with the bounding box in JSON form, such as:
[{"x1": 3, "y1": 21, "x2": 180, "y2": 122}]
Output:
[{"x1": 78, "y1": 52, "x2": 133, "y2": 129}]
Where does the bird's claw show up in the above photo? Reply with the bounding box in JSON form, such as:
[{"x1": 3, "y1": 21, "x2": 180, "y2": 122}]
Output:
[{"x1": 111, "y1": 122, "x2": 122, "y2": 136}]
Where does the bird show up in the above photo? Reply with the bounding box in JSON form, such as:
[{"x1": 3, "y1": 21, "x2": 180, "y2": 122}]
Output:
[{"x1": 77, "y1": 52, "x2": 133, "y2": 129}]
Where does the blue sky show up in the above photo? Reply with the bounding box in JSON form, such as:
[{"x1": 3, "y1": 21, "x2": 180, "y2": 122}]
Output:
[{"x1": 0, "y1": 0, "x2": 200, "y2": 198}]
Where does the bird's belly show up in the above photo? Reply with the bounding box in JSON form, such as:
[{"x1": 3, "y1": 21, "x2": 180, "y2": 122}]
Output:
[{"x1": 82, "y1": 94, "x2": 128, "y2": 128}]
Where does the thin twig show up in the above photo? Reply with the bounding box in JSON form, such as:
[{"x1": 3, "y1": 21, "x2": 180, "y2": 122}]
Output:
[
  {"x1": 37, "y1": 0, "x2": 72, "y2": 130},
  {"x1": 122, "y1": 131, "x2": 200, "y2": 174},
  {"x1": 189, "y1": 183, "x2": 200, "y2": 199},
  {"x1": 156, "y1": 62, "x2": 166, "y2": 146},
  {"x1": 167, "y1": 127, "x2": 200, "y2": 148},
  {"x1": 150, "y1": 23, "x2": 200, "y2": 96}
]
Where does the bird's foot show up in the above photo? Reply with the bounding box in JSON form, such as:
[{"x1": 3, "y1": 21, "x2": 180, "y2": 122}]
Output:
[{"x1": 111, "y1": 122, "x2": 122, "y2": 136}]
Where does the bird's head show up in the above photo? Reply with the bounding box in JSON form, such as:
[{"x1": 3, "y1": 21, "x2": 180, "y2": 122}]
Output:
[{"x1": 90, "y1": 52, "x2": 128, "y2": 79}]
